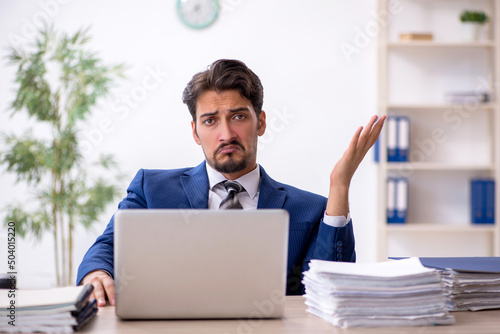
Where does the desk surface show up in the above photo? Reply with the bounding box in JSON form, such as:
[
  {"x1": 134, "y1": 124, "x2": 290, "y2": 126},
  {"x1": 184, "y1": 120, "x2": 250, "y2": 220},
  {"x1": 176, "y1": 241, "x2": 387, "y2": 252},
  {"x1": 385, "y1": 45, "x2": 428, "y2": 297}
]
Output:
[{"x1": 81, "y1": 296, "x2": 500, "y2": 334}]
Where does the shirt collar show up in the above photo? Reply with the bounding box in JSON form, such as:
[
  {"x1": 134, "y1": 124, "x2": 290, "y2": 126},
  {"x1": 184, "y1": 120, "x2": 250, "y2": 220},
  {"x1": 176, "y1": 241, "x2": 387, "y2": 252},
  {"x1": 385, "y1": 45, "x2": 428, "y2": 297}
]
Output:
[{"x1": 206, "y1": 162, "x2": 261, "y2": 199}]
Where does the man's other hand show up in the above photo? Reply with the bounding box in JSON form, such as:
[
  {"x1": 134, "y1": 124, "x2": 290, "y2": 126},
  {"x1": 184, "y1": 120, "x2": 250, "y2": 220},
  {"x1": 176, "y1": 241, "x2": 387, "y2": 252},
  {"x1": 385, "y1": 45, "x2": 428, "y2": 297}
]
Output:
[
  {"x1": 326, "y1": 115, "x2": 386, "y2": 217},
  {"x1": 81, "y1": 270, "x2": 115, "y2": 307}
]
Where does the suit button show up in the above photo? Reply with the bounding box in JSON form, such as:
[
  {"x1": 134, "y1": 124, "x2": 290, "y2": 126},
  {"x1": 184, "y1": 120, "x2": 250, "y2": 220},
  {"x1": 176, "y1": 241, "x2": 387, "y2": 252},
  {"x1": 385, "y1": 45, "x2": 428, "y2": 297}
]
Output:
[
  {"x1": 336, "y1": 241, "x2": 343, "y2": 247},
  {"x1": 336, "y1": 247, "x2": 342, "y2": 253},
  {"x1": 336, "y1": 253, "x2": 343, "y2": 260}
]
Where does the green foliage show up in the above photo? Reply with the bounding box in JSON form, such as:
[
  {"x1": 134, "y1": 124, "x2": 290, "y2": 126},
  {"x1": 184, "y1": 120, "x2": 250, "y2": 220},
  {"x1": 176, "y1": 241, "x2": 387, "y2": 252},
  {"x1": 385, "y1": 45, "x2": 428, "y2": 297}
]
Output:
[
  {"x1": 1, "y1": 25, "x2": 125, "y2": 286},
  {"x1": 77, "y1": 178, "x2": 121, "y2": 229},
  {"x1": 460, "y1": 10, "x2": 488, "y2": 24},
  {"x1": 1, "y1": 132, "x2": 49, "y2": 184},
  {"x1": 5, "y1": 205, "x2": 52, "y2": 239}
]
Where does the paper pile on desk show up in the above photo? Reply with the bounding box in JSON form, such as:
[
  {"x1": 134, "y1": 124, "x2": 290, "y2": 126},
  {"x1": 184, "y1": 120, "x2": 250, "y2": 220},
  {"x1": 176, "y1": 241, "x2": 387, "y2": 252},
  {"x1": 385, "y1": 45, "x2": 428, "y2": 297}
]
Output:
[
  {"x1": 0, "y1": 284, "x2": 97, "y2": 333},
  {"x1": 439, "y1": 270, "x2": 500, "y2": 311},
  {"x1": 302, "y1": 257, "x2": 455, "y2": 328},
  {"x1": 415, "y1": 257, "x2": 500, "y2": 311}
]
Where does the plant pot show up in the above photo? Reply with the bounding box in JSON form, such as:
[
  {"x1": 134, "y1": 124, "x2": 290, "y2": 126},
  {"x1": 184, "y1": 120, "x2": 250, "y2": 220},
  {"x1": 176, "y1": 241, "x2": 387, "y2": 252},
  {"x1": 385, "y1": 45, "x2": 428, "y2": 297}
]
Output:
[{"x1": 462, "y1": 22, "x2": 481, "y2": 42}]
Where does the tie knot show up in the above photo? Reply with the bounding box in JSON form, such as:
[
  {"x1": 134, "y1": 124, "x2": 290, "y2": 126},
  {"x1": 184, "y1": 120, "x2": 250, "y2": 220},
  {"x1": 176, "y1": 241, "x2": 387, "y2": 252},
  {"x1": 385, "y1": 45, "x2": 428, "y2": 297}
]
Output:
[
  {"x1": 219, "y1": 180, "x2": 244, "y2": 210},
  {"x1": 223, "y1": 180, "x2": 243, "y2": 194}
]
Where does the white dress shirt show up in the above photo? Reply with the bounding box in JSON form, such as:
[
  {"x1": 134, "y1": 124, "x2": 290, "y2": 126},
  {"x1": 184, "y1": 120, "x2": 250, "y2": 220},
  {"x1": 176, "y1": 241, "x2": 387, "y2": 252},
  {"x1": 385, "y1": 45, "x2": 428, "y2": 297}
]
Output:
[{"x1": 205, "y1": 163, "x2": 350, "y2": 228}]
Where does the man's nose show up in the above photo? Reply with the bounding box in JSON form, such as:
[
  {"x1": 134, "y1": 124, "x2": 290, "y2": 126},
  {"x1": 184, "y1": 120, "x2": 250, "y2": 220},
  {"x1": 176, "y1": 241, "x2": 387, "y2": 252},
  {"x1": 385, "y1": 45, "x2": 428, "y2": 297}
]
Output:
[{"x1": 219, "y1": 119, "x2": 236, "y2": 142}]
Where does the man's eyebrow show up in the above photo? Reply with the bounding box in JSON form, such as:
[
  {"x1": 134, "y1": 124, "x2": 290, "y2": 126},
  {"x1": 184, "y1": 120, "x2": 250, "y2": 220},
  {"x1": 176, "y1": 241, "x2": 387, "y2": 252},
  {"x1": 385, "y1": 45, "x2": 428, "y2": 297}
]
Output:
[
  {"x1": 229, "y1": 107, "x2": 250, "y2": 113},
  {"x1": 198, "y1": 107, "x2": 250, "y2": 119},
  {"x1": 199, "y1": 111, "x2": 218, "y2": 118}
]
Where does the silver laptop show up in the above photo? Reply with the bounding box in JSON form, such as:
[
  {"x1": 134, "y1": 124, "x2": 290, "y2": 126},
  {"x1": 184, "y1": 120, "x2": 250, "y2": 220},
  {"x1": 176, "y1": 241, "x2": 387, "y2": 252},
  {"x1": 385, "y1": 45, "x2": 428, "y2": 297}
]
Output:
[{"x1": 114, "y1": 209, "x2": 289, "y2": 319}]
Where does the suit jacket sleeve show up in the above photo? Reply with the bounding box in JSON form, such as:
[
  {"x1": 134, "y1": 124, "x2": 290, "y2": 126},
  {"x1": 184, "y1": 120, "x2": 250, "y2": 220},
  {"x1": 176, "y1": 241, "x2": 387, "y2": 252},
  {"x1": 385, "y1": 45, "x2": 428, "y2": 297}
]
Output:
[
  {"x1": 283, "y1": 193, "x2": 356, "y2": 295},
  {"x1": 283, "y1": 187, "x2": 356, "y2": 295},
  {"x1": 76, "y1": 169, "x2": 148, "y2": 285},
  {"x1": 287, "y1": 218, "x2": 356, "y2": 295},
  {"x1": 257, "y1": 167, "x2": 356, "y2": 295},
  {"x1": 311, "y1": 218, "x2": 356, "y2": 262}
]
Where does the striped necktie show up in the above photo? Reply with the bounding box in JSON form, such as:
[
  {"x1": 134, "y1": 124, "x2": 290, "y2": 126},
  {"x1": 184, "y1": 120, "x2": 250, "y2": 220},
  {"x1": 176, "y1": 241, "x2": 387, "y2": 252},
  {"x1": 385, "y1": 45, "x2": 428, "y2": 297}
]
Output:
[{"x1": 219, "y1": 181, "x2": 243, "y2": 210}]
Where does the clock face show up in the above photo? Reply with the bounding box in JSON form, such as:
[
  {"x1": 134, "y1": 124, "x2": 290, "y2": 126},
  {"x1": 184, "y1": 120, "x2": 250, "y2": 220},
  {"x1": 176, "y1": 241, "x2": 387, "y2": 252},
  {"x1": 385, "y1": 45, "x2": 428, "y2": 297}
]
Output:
[{"x1": 177, "y1": 0, "x2": 219, "y2": 29}]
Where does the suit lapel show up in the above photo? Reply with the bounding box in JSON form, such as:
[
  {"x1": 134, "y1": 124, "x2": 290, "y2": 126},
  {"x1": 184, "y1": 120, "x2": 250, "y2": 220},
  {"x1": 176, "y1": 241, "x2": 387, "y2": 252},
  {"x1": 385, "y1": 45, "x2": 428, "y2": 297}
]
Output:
[
  {"x1": 257, "y1": 166, "x2": 287, "y2": 209},
  {"x1": 180, "y1": 162, "x2": 210, "y2": 209}
]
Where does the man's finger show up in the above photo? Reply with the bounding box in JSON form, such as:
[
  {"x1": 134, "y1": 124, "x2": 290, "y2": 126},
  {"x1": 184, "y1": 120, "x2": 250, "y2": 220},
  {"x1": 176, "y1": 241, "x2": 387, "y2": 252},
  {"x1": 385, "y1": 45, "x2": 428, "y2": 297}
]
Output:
[
  {"x1": 360, "y1": 115, "x2": 378, "y2": 136},
  {"x1": 90, "y1": 277, "x2": 107, "y2": 307},
  {"x1": 102, "y1": 276, "x2": 116, "y2": 306},
  {"x1": 356, "y1": 115, "x2": 386, "y2": 156},
  {"x1": 349, "y1": 126, "x2": 363, "y2": 149},
  {"x1": 357, "y1": 115, "x2": 379, "y2": 144},
  {"x1": 366, "y1": 114, "x2": 379, "y2": 130},
  {"x1": 361, "y1": 115, "x2": 385, "y2": 148},
  {"x1": 369, "y1": 115, "x2": 386, "y2": 146}
]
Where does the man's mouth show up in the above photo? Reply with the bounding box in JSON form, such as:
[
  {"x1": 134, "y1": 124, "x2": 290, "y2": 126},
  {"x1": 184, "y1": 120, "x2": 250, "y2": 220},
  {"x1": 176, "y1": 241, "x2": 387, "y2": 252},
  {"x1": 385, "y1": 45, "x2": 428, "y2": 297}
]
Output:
[{"x1": 216, "y1": 143, "x2": 244, "y2": 156}]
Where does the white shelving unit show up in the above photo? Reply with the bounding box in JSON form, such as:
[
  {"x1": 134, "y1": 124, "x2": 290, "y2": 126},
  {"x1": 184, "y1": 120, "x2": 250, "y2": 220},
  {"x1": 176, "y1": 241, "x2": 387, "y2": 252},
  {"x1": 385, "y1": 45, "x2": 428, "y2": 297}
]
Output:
[
  {"x1": 388, "y1": 41, "x2": 497, "y2": 47},
  {"x1": 377, "y1": 0, "x2": 500, "y2": 260}
]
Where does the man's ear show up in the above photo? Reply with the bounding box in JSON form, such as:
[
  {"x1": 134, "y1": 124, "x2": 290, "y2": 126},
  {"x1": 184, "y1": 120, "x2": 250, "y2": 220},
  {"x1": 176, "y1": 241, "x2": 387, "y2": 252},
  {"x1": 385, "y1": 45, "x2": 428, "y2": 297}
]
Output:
[
  {"x1": 191, "y1": 121, "x2": 201, "y2": 145},
  {"x1": 258, "y1": 110, "x2": 266, "y2": 136}
]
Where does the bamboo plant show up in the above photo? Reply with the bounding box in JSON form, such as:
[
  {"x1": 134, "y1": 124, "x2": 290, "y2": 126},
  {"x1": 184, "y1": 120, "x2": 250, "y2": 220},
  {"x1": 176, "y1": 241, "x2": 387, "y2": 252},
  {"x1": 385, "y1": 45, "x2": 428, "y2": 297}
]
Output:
[{"x1": 2, "y1": 26, "x2": 125, "y2": 286}]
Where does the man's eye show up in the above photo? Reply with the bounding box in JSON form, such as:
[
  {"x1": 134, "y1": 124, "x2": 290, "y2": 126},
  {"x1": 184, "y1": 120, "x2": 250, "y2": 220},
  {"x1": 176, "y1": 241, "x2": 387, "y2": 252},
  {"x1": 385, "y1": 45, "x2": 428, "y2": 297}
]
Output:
[
  {"x1": 234, "y1": 114, "x2": 246, "y2": 120},
  {"x1": 204, "y1": 119, "x2": 215, "y2": 125}
]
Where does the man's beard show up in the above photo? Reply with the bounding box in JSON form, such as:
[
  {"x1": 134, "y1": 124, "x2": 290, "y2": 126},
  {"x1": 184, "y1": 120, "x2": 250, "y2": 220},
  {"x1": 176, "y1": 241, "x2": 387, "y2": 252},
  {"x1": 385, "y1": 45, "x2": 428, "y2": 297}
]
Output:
[
  {"x1": 213, "y1": 155, "x2": 247, "y2": 174},
  {"x1": 212, "y1": 141, "x2": 249, "y2": 174}
]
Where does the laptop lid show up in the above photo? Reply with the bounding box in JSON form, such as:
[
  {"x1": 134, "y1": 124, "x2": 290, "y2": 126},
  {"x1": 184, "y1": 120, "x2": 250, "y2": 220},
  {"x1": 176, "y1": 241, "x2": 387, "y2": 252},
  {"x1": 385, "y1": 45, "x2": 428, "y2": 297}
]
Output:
[{"x1": 114, "y1": 209, "x2": 289, "y2": 319}]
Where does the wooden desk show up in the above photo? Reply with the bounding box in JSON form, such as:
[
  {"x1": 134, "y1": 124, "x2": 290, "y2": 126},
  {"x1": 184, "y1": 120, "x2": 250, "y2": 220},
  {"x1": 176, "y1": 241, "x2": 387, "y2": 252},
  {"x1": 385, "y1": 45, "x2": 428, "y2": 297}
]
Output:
[{"x1": 81, "y1": 296, "x2": 500, "y2": 333}]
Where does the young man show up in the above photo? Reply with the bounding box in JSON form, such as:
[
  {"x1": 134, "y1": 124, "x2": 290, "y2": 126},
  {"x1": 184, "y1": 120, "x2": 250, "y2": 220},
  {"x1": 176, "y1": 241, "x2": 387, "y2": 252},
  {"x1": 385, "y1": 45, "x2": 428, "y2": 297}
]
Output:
[{"x1": 77, "y1": 59, "x2": 385, "y2": 307}]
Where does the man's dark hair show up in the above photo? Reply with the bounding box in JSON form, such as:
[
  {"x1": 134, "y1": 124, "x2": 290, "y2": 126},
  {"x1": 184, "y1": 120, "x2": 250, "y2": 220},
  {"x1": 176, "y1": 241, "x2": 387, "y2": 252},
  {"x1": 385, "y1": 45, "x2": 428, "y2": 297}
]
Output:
[{"x1": 182, "y1": 59, "x2": 264, "y2": 121}]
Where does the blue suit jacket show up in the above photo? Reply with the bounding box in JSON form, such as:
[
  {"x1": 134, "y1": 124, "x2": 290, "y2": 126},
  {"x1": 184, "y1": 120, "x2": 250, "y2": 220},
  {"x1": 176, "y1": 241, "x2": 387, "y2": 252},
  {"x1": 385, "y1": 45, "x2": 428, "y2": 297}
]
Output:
[{"x1": 76, "y1": 162, "x2": 355, "y2": 295}]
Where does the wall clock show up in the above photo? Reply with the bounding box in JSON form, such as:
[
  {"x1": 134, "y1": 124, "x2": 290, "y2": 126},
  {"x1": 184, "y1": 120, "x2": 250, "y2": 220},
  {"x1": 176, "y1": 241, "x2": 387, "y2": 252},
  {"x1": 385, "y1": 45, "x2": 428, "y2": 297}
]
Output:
[{"x1": 177, "y1": 0, "x2": 219, "y2": 29}]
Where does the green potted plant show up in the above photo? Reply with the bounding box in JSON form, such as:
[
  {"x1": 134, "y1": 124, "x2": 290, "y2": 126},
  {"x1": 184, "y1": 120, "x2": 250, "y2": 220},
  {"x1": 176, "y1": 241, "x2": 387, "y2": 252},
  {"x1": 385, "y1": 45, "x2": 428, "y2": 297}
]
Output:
[
  {"x1": 2, "y1": 26, "x2": 125, "y2": 286},
  {"x1": 460, "y1": 10, "x2": 489, "y2": 41}
]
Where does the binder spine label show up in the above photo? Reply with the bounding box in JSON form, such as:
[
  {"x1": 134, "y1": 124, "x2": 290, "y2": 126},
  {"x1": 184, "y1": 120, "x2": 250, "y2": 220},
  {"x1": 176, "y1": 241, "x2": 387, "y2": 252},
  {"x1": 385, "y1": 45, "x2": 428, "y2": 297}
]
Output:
[
  {"x1": 387, "y1": 177, "x2": 408, "y2": 224},
  {"x1": 386, "y1": 115, "x2": 410, "y2": 163}
]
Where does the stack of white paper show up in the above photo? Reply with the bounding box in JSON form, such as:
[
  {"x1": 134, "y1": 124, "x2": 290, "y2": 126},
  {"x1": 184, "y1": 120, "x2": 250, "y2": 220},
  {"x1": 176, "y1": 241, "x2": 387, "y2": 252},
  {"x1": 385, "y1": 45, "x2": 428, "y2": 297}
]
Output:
[
  {"x1": 415, "y1": 257, "x2": 500, "y2": 311},
  {"x1": 439, "y1": 270, "x2": 500, "y2": 311},
  {"x1": 303, "y1": 258, "x2": 455, "y2": 328},
  {"x1": 0, "y1": 285, "x2": 97, "y2": 333}
]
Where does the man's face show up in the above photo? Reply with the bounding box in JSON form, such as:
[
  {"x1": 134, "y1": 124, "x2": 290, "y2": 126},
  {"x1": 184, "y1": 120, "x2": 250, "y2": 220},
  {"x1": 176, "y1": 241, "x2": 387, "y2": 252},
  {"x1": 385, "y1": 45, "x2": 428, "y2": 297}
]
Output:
[{"x1": 191, "y1": 89, "x2": 266, "y2": 180}]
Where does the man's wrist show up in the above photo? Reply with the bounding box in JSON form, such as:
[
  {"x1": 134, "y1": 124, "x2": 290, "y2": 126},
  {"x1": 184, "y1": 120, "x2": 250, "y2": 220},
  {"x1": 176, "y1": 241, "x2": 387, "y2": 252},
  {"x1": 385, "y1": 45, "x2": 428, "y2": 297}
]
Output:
[{"x1": 326, "y1": 183, "x2": 350, "y2": 217}]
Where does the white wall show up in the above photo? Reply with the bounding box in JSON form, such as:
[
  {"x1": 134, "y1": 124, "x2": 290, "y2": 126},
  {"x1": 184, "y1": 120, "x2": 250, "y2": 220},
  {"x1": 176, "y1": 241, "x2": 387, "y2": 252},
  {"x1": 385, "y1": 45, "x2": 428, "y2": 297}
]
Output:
[{"x1": 0, "y1": 0, "x2": 380, "y2": 288}]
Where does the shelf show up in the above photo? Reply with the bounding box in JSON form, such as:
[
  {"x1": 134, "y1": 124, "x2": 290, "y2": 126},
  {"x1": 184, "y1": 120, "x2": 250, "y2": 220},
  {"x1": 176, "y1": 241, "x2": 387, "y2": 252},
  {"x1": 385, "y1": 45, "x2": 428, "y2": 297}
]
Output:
[
  {"x1": 386, "y1": 103, "x2": 496, "y2": 111},
  {"x1": 386, "y1": 162, "x2": 496, "y2": 172},
  {"x1": 387, "y1": 41, "x2": 496, "y2": 48},
  {"x1": 386, "y1": 224, "x2": 496, "y2": 233},
  {"x1": 377, "y1": 0, "x2": 500, "y2": 260}
]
